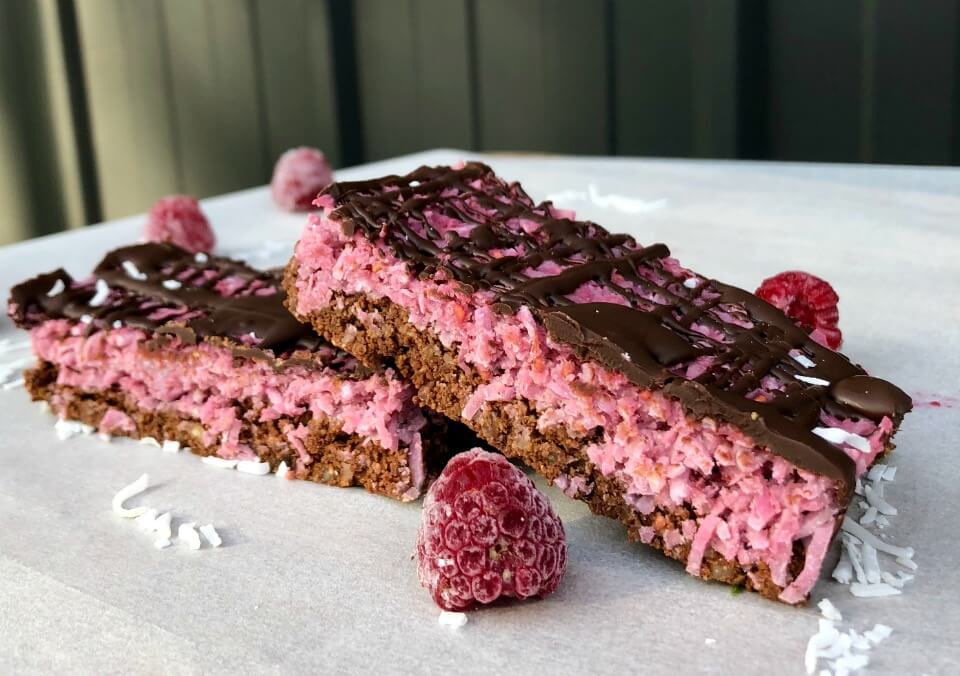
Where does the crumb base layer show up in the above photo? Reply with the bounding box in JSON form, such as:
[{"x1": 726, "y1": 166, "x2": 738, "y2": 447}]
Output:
[
  {"x1": 27, "y1": 361, "x2": 448, "y2": 501},
  {"x1": 287, "y1": 287, "x2": 823, "y2": 601}
]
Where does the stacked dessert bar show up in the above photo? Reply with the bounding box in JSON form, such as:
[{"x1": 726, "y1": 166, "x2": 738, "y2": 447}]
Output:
[
  {"x1": 283, "y1": 162, "x2": 911, "y2": 603},
  {"x1": 9, "y1": 243, "x2": 445, "y2": 501}
]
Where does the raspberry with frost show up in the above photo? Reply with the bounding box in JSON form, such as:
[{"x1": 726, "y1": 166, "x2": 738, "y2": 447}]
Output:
[{"x1": 416, "y1": 448, "x2": 567, "y2": 610}]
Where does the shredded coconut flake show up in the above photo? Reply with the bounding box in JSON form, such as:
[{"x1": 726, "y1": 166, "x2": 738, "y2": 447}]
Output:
[
  {"x1": 154, "y1": 512, "x2": 172, "y2": 540},
  {"x1": 237, "y1": 460, "x2": 270, "y2": 475},
  {"x1": 199, "y1": 524, "x2": 222, "y2": 547},
  {"x1": 864, "y1": 484, "x2": 897, "y2": 515},
  {"x1": 864, "y1": 624, "x2": 892, "y2": 644},
  {"x1": 55, "y1": 418, "x2": 94, "y2": 440},
  {"x1": 792, "y1": 353, "x2": 817, "y2": 368},
  {"x1": 134, "y1": 508, "x2": 159, "y2": 531},
  {"x1": 882, "y1": 466, "x2": 897, "y2": 481},
  {"x1": 80, "y1": 314, "x2": 93, "y2": 324},
  {"x1": 2, "y1": 377, "x2": 25, "y2": 390},
  {"x1": 276, "y1": 460, "x2": 290, "y2": 478},
  {"x1": 111, "y1": 473, "x2": 150, "y2": 518},
  {"x1": 177, "y1": 522, "x2": 202, "y2": 550},
  {"x1": 796, "y1": 374, "x2": 830, "y2": 386},
  {"x1": 202, "y1": 456, "x2": 238, "y2": 469},
  {"x1": 162, "y1": 440, "x2": 181, "y2": 453},
  {"x1": 122, "y1": 260, "x2": 147, "y2": 280},
  {"x1": 683, "y1": 277, "x2": 699, "y2": 289},
  {"x1": 818, "y1": 598, "x2": 843, "y2": 622},
  {"x1": 194, "y1": 252, "x2": 209, "y2": 264},
  {"x1": 89, "y1": 279, "x2": 110, "y2": 307},
  {"x1": 112, "y1": 320, "x2": 123, "y2": 329},
  {"x1": 842, "y1": 517, "x2": 913, "y2": 560},
  {"x1": 437, "y1": 611, "x2": 468, "y2": 629},
  {"x1": 162, "y1": 279, "x2": 182, "y2": 290},
  {"x1": 154, "y1": 538, "x2": 172, "y2": 549},
  {"x1": 46, "y1": 278, "x2": 66, "y2": 297},
  {"x1": 704, "y1": 638, "x2": 716, "y2": 645},
  {"x1": 139, "y1": 436, "x2": 161, "y2": 447},
  {"x1": 812, "y1": 427, "x2": 871, "y2": 453},
  {"x1": 849, "y1": 583, "x2": 901, "y2": 598}
]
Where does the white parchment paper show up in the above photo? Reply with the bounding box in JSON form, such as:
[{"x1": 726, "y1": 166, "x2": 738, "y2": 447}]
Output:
[{"x1": 0, "y1": 151, "x2": 957, "y2": 675}]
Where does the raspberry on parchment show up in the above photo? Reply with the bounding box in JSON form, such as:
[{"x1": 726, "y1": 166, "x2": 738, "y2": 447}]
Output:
[{"x1": 416, "y1": 449, "x2": 567, "y2": 611}]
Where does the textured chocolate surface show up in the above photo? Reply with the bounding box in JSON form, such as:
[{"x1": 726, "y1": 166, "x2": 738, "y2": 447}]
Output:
[
  {"x1": 9, "y1": 243, "x2": 358, "y2": 371},
  {"x1": 320, "y1": 162, "x2": 911, "y2": 489}
]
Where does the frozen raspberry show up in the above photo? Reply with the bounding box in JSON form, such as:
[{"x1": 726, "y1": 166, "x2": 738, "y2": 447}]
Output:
[
  {"x1": 143, "y1": 195, "x2": 215, "y2": 254},
  {"x1": 270, "y1": 147, "x2": 334, "y2": 211},
  {"x1": 756, "y1": 271, "x2": 842, "y2": 350},
  {"x1": 416, "y1": 449, "x2": 567, "y2": 611}
]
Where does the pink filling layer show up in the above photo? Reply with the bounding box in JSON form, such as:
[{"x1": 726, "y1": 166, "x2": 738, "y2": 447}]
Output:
[
  {"x1": 31, "y1": 320, "x2": 427, "y2": 497},
  {"x1": 293, "y1": 208, "x2": 895, "y2": 601}
]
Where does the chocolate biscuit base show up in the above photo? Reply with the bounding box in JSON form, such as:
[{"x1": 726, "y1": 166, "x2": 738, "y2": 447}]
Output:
[
  {"x1": 288, "y1": 283, "x2": 863, "y2": 601},
  {"x1": 27, "y1": 360, "x2": 450, "y2": 500}
]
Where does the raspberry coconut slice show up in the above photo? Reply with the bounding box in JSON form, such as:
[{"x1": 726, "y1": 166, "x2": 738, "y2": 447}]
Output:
[
  {"x1": 416, "y1": 449, "x2": 567, "y2": 611},
  {"x1": 756, "y1": 271, "x2": 843, "y2": 350}
]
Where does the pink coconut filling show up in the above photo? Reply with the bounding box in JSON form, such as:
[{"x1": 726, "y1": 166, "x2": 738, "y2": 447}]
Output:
[
  {"x1": 31, "y1": 320, "x2": 427, "y2": 495},
  {"x1": 292, "y1": 208, "x2": 896, "y2": 601}
]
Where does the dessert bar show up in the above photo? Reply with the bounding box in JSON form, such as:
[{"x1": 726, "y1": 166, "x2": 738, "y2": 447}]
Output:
[
  {"x1": 284, "y1": 162, "x2": 911, "y2": 602},
  {"x1": 9, "y1": 243, "x2": 445, "y2": 501}
]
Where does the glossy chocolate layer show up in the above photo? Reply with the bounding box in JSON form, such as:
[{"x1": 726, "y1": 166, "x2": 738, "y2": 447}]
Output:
[
  {"x1": 321, "y1": 162, "x2": 911, "y2": 489},
  {"x1": 9, "y1": 243, "x2": 352, "y2": 370}
]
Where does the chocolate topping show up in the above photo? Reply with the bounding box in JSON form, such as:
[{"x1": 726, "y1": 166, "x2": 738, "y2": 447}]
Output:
[
  {"x1": 320, "y1": 162, "x2": 912, "y2": 489},
  {"x1": 8, "y1": 243, "x2": 349, "y2": 370}
]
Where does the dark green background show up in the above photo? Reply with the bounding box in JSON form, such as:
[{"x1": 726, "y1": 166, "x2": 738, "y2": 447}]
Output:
[{"x1": 2, "y1": 0, "x2": 958, "y2": 242}]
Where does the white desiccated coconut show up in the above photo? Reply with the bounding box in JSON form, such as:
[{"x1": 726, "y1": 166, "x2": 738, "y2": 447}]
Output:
[
  {"x1": 154, "y1": 538, "x2": 172, "y2": 549},
  {"x1": 177, "y1": 522, "x2": 202, "y2": 550},
  {"x1": 895, "y1": 556, "x2": 917, "y2": 571},
  {"x1": 194, "y1": 252, "x2": 209, "y2": 264},
  {"x1": 791, "y1": 353, "x2": 817, "y2": 368},
  {"x1": 2, "y1": 377, "x2": 25, "y2": 390},
  {"x1": 832, "y1": 557, "x2": 854, "y2": 584},
  {"x1": 122, "y1": 260, "x2": 147, "y2": 280},
  {"x1": 199, "y1": 524, "x2": 222, "y2": 548},
  {"x1": 98, "y1": 433, "x2": 112, "y2": 442},
  {"x1": 818, "y1": 598, "x2": 842, "y2": 622},
  {"x1": 46, "y1": 278, "x2": 66, "y2": 297},
  {"x1": 864, "y1": 484, "x2": 897, "y2": 516},
  {"x1": 202, "y1": 456, "x2": 238, "y2": 469},
  {"x1": 875, "y1": 515, "x2": 890, "y2": 529},
  {"x1": 812, "y1": 427, "x2": 871, "y2": 453},
  {"x1": 438, "y1": 611, "x2": 468, "y2": 629},
  {"x1": 842, "y1": 518, "x2": 914, "y2": 560},
  {"x1": 80, "y1": 314, "x2": 93, "y2": 324},
  {"x1": 796, "y1": 375, "x2": 830, "y2": 387},
  {"x1": 112, "y1": 320, "x2": 123, "y2": 329},
  {"x1": 139, "y1": 436, "x2": 161, "y2": 447},
  {"x1": 864, "y1": 624, "x2": 892, "y2": 644},
  {"x1": 237, "y1": 460, "x2": 270, "y2": 475},
  {"x1": 55, "y1": 418, "x2": 94, "y2": 440},
  {"x1": 805, "y1": 619, "x2": 840, "y2": 674},
  {"x1": 112, "y1": 473, "x2": 150, "y2": 518},
  {"x1": 861, "y1": 544, "x2": 881, "y2": 584},
  {"x1": 704, "y1": 638, "x2": 716, "y2": 645},
  {"x1": 134, "y1": 508, "x2": 159, "y2": 532},
  {"x1": 154, "y1": 512, "x2": 172, "y2": 540},
  {"x1": 859, "y1": 506, "x2": 878, "y2": 526},
  {"x1": 162, "y1": 440, "x2": 181, "y2": 453},
  {"x1": 683, "y1": 277, "x2": 699, "y2": 289},
  {"x1": 882, "y1": 466, "x2": 897, "y2": 481},
  {"x1": 867, "y1": 463, "x2": 887, "y2": 483},
  {"x1": 89, "y1": 279, "x2": 110, "y2": 307},
  {"x1": 849, "y1": 583, "x2": 901, "y2": 598},
  {"x1": 162, "y1": 279, "x2": 182, "y2": 290},
  {"x1": 276, "y1": 460, "x2": 290, "y2": 478},
  {"x1": 854, "y1": 478, "x2": 863, "y2": 496}
]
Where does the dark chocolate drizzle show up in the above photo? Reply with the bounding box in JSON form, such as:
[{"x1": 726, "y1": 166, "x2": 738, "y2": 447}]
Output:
[
  {"x1": 320, "y1": 162, "x2": 912, "y2": 490},
  {"x1": 9, "y1": 243, "x2": 355, "y2": 371}
]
